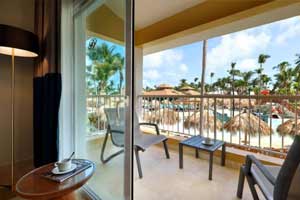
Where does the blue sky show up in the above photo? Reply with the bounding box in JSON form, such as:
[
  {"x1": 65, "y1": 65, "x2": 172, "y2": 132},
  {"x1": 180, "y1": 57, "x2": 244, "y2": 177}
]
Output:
[
  {"x1": 143, "y1": 16, "x2": 300, "y2": 88},
  {"x1": 86, "y1": 38, "x2": 125, "y2": 88}
]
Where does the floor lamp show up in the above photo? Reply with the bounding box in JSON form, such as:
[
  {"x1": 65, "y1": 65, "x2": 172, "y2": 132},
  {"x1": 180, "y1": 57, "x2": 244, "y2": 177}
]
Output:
[{"x1": 0, "y1": 24, "x2": 39, "y2": 189}]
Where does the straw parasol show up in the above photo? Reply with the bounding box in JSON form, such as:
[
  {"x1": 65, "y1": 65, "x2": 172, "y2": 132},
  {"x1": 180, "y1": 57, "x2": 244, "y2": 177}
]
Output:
[
  {"x1": 277, "y1": 119, "x2": 300, "y2": 136},
  {"x1": 143, "y1": 109, "x2": 179, "y2": 125},
  {"x1": 238, "y1": 99, "x2": 256, "y2": 108},
  {"x1": 184, "y1": 111, "x2": 222, "y2": 131},
  {"x1": 179, "y1": 86, "x2": 201, "y2": 96},
  {"x1": 216, "y1": 99, "x2": 230, "y2": 108},
  {"x1": 150, "y1": 99, "x2": 160, "y2": 109},
  {"x1": 224, "y1": 112, "x2": 272, "y2": 136},
  {"x1": 216, "y1": 98, "x2": 256, "y2": 108},
  {"x1": 162, "y1": 99, "x2": 171, "y2": 104},
  {"x1": 143, "y1": 84, "x2": 184, "y2": 96}
]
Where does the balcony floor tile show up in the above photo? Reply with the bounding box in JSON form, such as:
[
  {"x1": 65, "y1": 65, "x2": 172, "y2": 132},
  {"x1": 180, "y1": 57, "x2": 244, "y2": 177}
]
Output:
[{"x1": 134, "y1": 144, "x2": 263, "y2": 200}]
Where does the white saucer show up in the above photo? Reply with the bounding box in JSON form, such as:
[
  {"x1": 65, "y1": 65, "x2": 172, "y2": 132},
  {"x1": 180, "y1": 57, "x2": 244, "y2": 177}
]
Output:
[
  {"x1": 201, "y1": 140, "x2": 215, "y2": 146},
  {"x1": 52, "y1": 164, "x2": 77, "y2": 175}
]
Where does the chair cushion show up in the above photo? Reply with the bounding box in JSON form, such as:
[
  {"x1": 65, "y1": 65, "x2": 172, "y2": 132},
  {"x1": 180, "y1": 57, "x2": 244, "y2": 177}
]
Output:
[
  {"x1": 251, "y1": 165, "x2": 280, "y2": 200},
  {"x1": 111, "y1": 132, "x2": 125, "y2": 147},
  {"x1": 135, "y1": 133, "x2": 167, "y2": 151},
  {"x1": 110, "y1": 126, "x2": 167, "y2": 149}
]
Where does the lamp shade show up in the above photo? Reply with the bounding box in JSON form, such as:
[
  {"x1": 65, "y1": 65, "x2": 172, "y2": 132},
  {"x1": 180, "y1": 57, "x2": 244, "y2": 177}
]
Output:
[{"x1": 0, "y1": 24, "x2": 39, "y2": 57}]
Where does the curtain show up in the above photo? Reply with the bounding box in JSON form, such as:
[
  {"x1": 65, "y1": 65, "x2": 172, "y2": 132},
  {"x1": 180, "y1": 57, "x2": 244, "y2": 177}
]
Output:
[{"x1": 34, "y1": 0, "x2": 62, "y2": 167}]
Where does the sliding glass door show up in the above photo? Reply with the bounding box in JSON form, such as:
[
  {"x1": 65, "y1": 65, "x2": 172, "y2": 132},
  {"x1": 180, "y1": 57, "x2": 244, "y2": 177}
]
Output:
[{"x1": 73, "y1": 0, "x2": 133, "y2": 199}]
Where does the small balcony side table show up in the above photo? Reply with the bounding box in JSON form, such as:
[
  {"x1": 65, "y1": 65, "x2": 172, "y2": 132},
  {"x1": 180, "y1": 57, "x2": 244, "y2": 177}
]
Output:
[{"x1": 179, "y1": 136, "x2": 226, "y2": 180}]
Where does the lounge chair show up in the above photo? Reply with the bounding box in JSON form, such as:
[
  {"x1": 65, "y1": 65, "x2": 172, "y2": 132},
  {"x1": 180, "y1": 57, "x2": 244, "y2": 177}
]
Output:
[
  {"x1": 100, "y1": 107, "x2": 170, "y2": 178},
  {"x1": 237, "y1": 135, "x2": 300, "y2": 200}
]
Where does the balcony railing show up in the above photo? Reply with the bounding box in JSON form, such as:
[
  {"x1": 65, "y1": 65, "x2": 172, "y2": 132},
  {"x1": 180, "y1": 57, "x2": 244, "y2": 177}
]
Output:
[
  {"x1": 86, "y1": 94, "x2": 300, "y2": 158},
  {"x1": 86, "y1": 95, "x2": 126, "y2": 136},
  {"x1": 138, "y1": 94, "x2": 300, "y2": 158}
]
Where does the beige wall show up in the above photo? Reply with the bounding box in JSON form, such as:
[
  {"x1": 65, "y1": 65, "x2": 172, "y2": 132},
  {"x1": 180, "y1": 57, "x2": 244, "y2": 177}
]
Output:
[{"x1": 0, "y1": 0, "x2": 35, "y2": 166}]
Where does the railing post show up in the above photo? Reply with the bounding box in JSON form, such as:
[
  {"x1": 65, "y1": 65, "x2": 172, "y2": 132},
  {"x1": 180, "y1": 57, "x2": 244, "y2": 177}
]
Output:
[{"x1": 214, "y1": 97, "x2": 217, "y2": 140}]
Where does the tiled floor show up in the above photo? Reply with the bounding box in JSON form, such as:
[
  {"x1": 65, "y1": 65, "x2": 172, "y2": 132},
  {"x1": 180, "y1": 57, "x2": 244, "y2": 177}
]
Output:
[
  {"x1": 1, "y1": 137, "x2": 261, "y2": 200},
  {"x1": 133, "y1": 144, "x2": 258, "y2": 200},
  {"x1": 85, "y1": 137, "x2": 260, "y2": 200}
]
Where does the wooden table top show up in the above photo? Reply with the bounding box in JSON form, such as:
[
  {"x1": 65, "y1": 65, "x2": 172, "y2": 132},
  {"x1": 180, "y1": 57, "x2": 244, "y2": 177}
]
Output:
[{"x1": 15, "y1": 159, "x2": 95, "y2": 200}]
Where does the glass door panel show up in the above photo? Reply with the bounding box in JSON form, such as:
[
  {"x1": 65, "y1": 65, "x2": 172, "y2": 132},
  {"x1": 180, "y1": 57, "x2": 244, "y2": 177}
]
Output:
[{"x1": 73, "y1": 0, "x2": 131, "y2": 199}]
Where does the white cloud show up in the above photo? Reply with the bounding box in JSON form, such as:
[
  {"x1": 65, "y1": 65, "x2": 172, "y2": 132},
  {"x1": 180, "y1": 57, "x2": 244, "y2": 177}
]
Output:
[
  {"x1": 143, "y1": 53, "x2": 163, "y2": 68},
  {"x1": 144, "y1": 49, "x2": 183, "y2": 69},
  {"x1": 143, "y1": 49, "x2": 189, "y2": 87},
  {"x1": 207, "y1": 30, "x2": 271, "y2": 74},
  {"x1": 179, "y1": 64, "x2": 188, "y2": 72},
  {"x1": 237, "y1": 58, "x2": 258, "y2": 71},
  {"x1": 143, "y1": 69, "x2": 160, "y2": 80},
  {"x1": 275, "y1": 16, "x2": 300, "y2": 45}
]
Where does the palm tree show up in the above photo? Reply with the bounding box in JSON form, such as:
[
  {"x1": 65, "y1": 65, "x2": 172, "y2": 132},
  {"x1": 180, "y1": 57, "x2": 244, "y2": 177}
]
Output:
[
  {"x1": 260, "y1": 74, "x2": 272, "y2": 89},
  {"x1": 238, "y1": 71, "x2": 254, "y2": 95},
  {"x1": 87, "y1": 43, "x2": 124, "y2": 94},
  {"x1": 214, "y1": 77, "x2": 230, "y2": 94},
  {"x1": 191, "y1": 77, "x2": 200, "y2": 90},
  {"x1": 114, "y1": 53, "x2": 125, "y2": 94},
  {"x1": 294, "y1": 54, "x2": 300, "y2": 94},
  {"x1": 228, "y1": 62, "x2": 241, "y2": 94},
  {"x1": 209, "y1": 72, "x2": 215, "y2": 92},
  {"x1": 179, "y1": 79, "x2": 188, "y2": 87},
  {"x1": 228, "y1": 62, "x2": 240, "y2": 116},
  {"x1": 258, "y1": 54, "x2": 270, "y2": 68},
  {"x1": 256, "y1": 54, "x2": 270, "y2": 93},
  {"x1": 272, "y1": 61, "x2": 292, "y2": 94}
]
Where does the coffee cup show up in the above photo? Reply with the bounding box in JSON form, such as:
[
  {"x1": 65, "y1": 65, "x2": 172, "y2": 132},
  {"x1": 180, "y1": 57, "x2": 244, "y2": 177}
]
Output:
[
  {"x1": 205, "y1": 137, "x2": 211, "y2": 144},
  {"x1": 55, "y1": 159, "x2": 72, "y2": 172}
]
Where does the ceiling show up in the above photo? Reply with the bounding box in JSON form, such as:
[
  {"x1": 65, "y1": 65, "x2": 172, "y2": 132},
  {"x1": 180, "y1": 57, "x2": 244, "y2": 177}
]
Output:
[
  {"x1": 88, "y1": 0, "x2": 278, "y2": 45},
  {"x1": 105, "y1": 0, "x2": 125, "y2": 20},
  {"x1": 135, "y1": 0, "x2": 206, "y2": 30}
]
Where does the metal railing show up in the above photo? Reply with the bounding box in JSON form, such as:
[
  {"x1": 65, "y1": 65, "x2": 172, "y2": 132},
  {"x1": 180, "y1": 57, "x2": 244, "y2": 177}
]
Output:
[
  {"x1": 138, "y1": 94, "x2": 300, "y2": 158},
  {"x1": 86, "y1": 95, "x2": 126, "y2": 136}
]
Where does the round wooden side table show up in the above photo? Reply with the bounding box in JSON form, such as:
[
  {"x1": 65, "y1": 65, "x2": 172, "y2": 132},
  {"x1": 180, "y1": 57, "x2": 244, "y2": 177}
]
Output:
[{"x1": 16, "y1": 159, "x2": 95, "y2": 200}]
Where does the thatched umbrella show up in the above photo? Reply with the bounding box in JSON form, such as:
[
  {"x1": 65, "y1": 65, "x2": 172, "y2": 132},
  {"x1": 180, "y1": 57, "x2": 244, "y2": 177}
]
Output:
[
  {"x1": 150, "y1": 99, "x2": 160, "y2": 109},
  {"x1": 162, "y1": 99, "x2": 171, "y2": 104},
  {"x1": 143, "y1": 84, "x2": 184, "y2": 96},
  {"x1": 184, "y1": 111, "x2": 222, "y2": 131},
  {"x1": 216, "y1": 99, "x2": 230, "y2": 108},
  {"x1": 224, "y1": 112, "x2": 272, "y2": 136},
  {"x1": 277, "y1": 119, "x2": 300, "y2": 136},
  {"x1": 179, "y1": 86, "x2": 200, "y2": 96},
  {"x1": 143, "y1": 109, "x2": 179, "y2": 125},
  {"x1": 238, "y1": 99, "x2": 256, "y2": 108},
  {"x1": 216, "y1": 98, "x2": 256, "y2": 108},
  {"x1": 174, "y1": 98, "x2": 214, "y2": 107}
]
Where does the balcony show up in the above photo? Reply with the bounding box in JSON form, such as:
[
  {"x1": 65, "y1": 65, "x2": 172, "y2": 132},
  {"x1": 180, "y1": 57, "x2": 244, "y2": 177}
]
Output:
[
  {"x1": 84, "y1": 131, "x2": 264, "y2": 200},
  {"x1": 84, "y1": 94, "x2": 299, "y2": 199}
]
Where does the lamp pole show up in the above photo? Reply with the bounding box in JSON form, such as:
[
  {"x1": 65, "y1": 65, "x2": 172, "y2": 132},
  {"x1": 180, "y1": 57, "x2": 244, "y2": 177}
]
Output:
[
  {"x1": 0, "y1": 24, "x2": 39, "y2": 190},
  {"x1": 11, "y1": 48, "x2": 15, "y2": 190}
]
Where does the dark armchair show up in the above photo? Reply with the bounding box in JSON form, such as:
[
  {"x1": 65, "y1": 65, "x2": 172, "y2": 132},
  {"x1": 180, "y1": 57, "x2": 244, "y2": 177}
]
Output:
[
  {"x1": 237, "y1": 135, "x2": 300, "y2": 200},
  {"x1": 100, "y1": 108, "x2": 170, "y2": 178}
]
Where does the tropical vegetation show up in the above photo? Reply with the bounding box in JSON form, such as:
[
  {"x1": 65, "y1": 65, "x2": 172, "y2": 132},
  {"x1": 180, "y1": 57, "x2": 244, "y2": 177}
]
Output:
[
  {"x1": 145, "y1": 54, "x2": 300, "y2": 96},
  {"x1": 86, "y1": 42, "x2": 125, "y2": 95}
]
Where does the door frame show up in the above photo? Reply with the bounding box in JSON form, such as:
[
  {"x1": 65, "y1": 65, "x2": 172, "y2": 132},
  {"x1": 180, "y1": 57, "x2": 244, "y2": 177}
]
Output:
[{"x1": 60, "y1": 0, "x2": 134, "y2": 199}]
